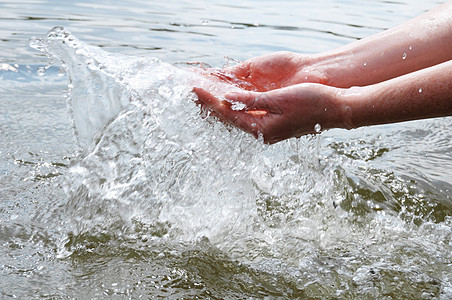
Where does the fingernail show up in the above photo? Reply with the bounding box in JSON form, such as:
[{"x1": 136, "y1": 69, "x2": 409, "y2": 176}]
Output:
[{"x1": 246, "y1": 110, "x2": 268, "y2": 117}]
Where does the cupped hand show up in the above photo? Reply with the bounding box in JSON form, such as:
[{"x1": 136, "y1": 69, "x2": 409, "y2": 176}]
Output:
[
  {"x1": 203, "y1": 51, "x2": 328, "y2": 92},
  {"x1": 193, "y1": 83, "x2": 345, "y2": 144}
]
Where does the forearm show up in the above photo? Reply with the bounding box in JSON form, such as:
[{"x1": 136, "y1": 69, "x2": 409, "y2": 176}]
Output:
[
  {"x1": 339, "y1": 59, "x2": 452, "y2": 129},
  {"x1": 310, "y1": 1, "x2": 452, "y2": 88}
]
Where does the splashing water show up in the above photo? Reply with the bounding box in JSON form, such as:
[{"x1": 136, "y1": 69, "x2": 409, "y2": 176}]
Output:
[
  {"x1": 29, "y1": 27, "x2": 452, "y2": 298},
  {"x1": 31, "y1": 26, "x2": 332, "y2": 251}
]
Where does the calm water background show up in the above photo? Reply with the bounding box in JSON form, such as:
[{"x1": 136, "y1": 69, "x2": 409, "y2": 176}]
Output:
[{"x1": 1, "y1": 0, "x2": 451, "y2": 299}]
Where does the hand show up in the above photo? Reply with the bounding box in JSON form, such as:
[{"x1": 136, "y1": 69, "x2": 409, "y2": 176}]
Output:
[
  {"x1": 193, "y1": 83, "x2": 345, "y2": 144},
  {"x1": 203, "y1": 51, "x2": 328, "y2": 92}
]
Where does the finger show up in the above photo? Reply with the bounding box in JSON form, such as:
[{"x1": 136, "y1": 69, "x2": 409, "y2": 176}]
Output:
[
  {"x1": 193, "y1": 88, "x2": 265, "y2": 137},
  {"x1": 223, "y1": 61, "x2": 251, "y2": 79},
  {"x1": 224, "y1": 91, "x2": 282, "y2": 115},
  {"x1": 192, "y1": 87, "x2": 232, "y2": 110},
  {"x1": 207, "y1": 67, "x2": 255, "y2": 90},
  {"x1": 222, "y1": 91, "x2": 266, "y2": 117}
]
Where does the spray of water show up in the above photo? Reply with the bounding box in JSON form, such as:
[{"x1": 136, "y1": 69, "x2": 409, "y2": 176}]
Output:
[
  {"x1": 30, "y1": 26, "x2": 337, "y2": 255},
  {"x1": 29, "y1": 27, "x2": 452, "y2": 298}
]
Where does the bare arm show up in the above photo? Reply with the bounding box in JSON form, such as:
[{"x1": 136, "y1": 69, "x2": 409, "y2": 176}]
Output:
[
  {"x1": 194, "y1": 58, "x2": 452, "y2": 144},
  {"x1": 196, "y1": 2, "x2": 452, "y2": 92},
  {"x1": 193, "y1": 1, "x2": 452, "y2": 143},
  {"x1": 313, "y1": 1, "x2": 452, "y2": 87},
  {"x1": 341, "y1": 59, "x2": 452, "y2": 129}
]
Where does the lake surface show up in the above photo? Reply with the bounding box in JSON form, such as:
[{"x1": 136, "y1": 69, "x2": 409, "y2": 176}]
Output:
[{"x1": 1, "y1": 0, "x2": 451, "y2": 298}]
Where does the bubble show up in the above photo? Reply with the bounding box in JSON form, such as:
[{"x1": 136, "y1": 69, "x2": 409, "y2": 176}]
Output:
[{"x1": 314, "y1": 123, "x2": 321, "y2": 133}]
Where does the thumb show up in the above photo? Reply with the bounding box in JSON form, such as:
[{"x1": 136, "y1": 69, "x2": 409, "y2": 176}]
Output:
[
  {"x1": 224, "y1": 91, "x2": 256, "y2": 106},
  {"x1": 224, "y1": 91, "x2": 270, "y2": 117},
  {"x1": 225, "y1": 91, "x2": 281, "y2": 117}
]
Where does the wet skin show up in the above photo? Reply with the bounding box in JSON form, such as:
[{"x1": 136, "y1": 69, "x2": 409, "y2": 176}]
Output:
[{"x1": 193, "y1": 2, "x2": 452, "y2": 144}]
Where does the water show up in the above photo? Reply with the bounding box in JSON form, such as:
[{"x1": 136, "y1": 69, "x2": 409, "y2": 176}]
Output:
[{"x1": 1, "y1": 0, "x2": 451, "y2": 298}]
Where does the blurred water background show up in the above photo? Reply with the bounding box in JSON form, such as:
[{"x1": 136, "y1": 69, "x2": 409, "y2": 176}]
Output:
[{"x1": 0, "y1": 0, "x2": 451, "y2": 298}]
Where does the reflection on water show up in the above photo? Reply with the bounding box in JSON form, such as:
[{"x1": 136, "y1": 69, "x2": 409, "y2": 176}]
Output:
[{"x1": 1, "y1": 0, "x2": 451, "y2": 298}]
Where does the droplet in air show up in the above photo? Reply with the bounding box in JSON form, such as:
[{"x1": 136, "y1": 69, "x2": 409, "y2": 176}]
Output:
[
  {"x1": 314, "y1": 123, "x2": 321, "y2": 133},
  {"x1": 402, "y1": 53, "x2": 407, "y2": 60},
  {"x1": 37, "y1": 67, "x2": 46, "y2": 76},
  {"x1": 58, "y1": 66, "x2": 66, "y2": 77},
  {"x1": 29, "y1": 37, "x2": 45, "y2": 52}
]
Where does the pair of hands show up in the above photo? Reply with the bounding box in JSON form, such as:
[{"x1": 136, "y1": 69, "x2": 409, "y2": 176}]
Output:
[{"x1": 193, "y1": 52, "x2": 343, "y2": 144}]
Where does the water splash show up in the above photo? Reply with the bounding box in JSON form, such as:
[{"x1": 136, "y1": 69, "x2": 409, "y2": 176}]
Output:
[
  {"x1": 31, "y1": 27, "x2": 340, "y2": 255},
  {"x1": 30, "y1": 26, "x2": 452, "y2": 298}
]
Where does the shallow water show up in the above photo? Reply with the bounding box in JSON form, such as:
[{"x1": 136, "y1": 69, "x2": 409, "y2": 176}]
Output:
[{"x1": 1, "y1": 0, "x2": 451, "y2": 299}]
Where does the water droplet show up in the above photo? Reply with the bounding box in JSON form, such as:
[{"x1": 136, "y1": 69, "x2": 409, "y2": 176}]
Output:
[
  {"x1": 29, "y1": 37, "x2": 45, "y2": 52},
  {"x1": 37, "y1": 67, "x2": 46, "y2": 76},
  {"x1": 58, "y1": 66, "x2": 66, "y2": 77},
  {"x1": 158, "y1": 86, "x2": 172, "y2": 98},
  {"x1": 251, "y1": 123, "x2": 256, "y2": 127},
  {"x1": 224, "y1": 56, "x2": 241, "y2": 67},
  {"x1": 363, "y1": 62, "x2": 367, "y2": 66},
  {"x1": 419, "y1": 88, "x2": 422, "y2": 93},
  {"x1": 230, "y1": 101, "x2": 246, "y2": 111},
  {"x1": 314, "y1": 123, "x2": 321, "y2": 133},
  {"x1": 409, "y1": 46, "x2": 412, "y2": 50},
  {"x1": 402, "y1": 53, "x2": 407, "y2": 60}
]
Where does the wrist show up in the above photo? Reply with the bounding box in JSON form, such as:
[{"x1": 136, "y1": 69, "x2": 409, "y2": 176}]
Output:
[
  {"x1": 305, "y1": 84, "x2": 359, "y2": 132},
  {"x1": 336, "y1": 86, "x2": 367, "y2": 130},
  {"x1": 309, "y1": 50, "x2": 357, "y2": 88}
]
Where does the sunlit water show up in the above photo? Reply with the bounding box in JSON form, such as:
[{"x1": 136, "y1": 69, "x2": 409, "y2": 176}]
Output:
[{"x1": 1, "y1": 1, "x2": 451, "y2": 299}]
